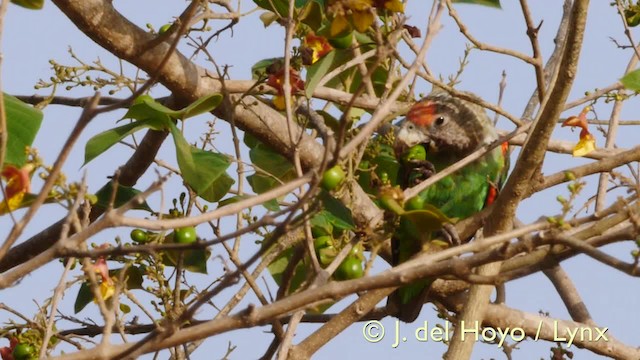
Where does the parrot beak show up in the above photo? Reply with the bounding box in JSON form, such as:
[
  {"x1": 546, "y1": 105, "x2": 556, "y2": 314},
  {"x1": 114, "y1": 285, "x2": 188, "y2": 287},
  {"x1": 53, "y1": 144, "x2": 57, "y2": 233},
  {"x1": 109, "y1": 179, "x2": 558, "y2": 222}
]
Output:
[{"x1": 394, "y1": 120, "x2": 430, "y2": 158}]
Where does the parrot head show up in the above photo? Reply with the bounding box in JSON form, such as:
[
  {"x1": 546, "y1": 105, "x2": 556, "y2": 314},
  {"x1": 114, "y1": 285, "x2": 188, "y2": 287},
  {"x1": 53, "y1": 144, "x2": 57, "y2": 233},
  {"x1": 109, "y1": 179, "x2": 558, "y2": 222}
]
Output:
[{"x1": 394, "y1": 92, "x2": 497, "y2": 158}]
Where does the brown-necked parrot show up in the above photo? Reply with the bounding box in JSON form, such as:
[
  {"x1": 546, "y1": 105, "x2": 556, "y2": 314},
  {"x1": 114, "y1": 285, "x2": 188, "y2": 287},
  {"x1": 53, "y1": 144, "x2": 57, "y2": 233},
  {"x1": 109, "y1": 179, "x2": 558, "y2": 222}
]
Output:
[{"x1": 388, "y1": 91, "x2": 509, "y2": 322}]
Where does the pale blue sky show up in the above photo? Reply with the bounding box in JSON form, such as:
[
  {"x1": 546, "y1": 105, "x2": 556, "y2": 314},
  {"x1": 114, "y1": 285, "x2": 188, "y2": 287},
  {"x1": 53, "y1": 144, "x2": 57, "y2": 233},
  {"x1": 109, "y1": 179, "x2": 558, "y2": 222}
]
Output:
[{"x1": 1, "y1": 1, "x2": 639, "y2": 359}]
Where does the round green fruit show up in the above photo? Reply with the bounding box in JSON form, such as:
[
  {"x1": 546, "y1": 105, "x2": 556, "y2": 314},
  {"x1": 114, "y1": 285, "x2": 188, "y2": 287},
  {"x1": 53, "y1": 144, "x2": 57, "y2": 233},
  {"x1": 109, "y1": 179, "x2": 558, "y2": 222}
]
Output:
[
  {"x1": 402, "y1": 144, "x2": 427, "y2": 163},
  {"x1": 405, "y1": 196, "x2": 425, "y2": 211},
  {"x1": 159, "y1": 24, "x2": 172, "y2": 34},
  {"x1": 311, "y1": 224, "x2": 332, "y2": 238},
  {"x1": 12, "y1": 343, "x2": 35, "y2": 360},
  {"x1": 130, "y1": 229, "x2": 149, "y2": 243},
  {"x1": 349, "y1": 243, "x2": 364, "y2": 259},
  {"x1": 174, "y1": 226, "x2": 197, "y2": 244},
  {"x1": 335, "y1": 256, "x2": 364, "y2": 280},
  {"x1": 321, "y1": 165, "x2": 345, "y2": 191},
  {"x1": 313, "y1": 235, "x2": 333, "y2": 250}
]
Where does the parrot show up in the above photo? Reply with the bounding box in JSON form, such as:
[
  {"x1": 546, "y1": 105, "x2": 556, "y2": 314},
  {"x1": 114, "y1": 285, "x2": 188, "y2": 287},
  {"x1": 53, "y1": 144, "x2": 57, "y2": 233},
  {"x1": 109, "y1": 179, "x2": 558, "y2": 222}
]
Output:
[{"x1": 387, "y1": 90, "x2": 510, "y2": 323}]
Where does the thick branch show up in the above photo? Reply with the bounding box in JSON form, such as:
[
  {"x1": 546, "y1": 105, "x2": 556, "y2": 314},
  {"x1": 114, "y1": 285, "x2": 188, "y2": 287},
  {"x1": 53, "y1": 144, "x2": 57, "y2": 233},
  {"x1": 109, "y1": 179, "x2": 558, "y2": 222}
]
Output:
[{"x1": 445, "y1": 1, "x2": 591, "y2": 358}]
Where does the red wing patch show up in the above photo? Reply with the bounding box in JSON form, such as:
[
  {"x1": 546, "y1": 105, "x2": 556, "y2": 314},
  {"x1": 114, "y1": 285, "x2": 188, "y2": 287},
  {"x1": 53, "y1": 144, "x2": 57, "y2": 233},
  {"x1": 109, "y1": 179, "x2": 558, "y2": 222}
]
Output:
[
  {"x1": 501, "y1": 141, "x2": 509, "y2": 156},
  {"x1": 485, "y1": 183, "x2": 499, "y2": 207},
  {"x1": 407, "y1": 102, "x2": 438, "y2": 127}
]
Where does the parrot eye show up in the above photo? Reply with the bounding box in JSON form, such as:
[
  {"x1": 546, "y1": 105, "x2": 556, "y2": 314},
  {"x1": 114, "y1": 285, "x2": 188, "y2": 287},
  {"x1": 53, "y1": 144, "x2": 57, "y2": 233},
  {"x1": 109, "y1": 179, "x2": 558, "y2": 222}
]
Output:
[{"x1": 434, "y1": 116, "x2": 445, "y2": 126}]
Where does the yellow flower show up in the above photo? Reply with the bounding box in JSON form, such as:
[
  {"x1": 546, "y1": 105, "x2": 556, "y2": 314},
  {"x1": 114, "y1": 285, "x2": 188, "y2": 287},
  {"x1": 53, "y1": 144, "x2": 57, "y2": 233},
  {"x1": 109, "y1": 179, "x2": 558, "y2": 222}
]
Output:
[
  {"x1": 273, "y1": 96, "x2": 286, "y2": 110},
  {"x1": 352, "y1": 10, "x2": 375, "y2": 32},
  {"x1": 572, "y1": 132, "x2": 596, "y2": 157},
  {"x1": 348, "y1": 0, "x2": 373, "y2": 11},
  {"x1": 95, "y1": 279, "x2": 116, "y2": 302},
  {"x1": 562, "y1": 106, "x2": 595, "y2": 157},
  {"x1": 383, "y1": 0, "x2": 404, "y2": 12},
  {"x1": 330, "y1": 13, "x2": 350, "y2": 37}
]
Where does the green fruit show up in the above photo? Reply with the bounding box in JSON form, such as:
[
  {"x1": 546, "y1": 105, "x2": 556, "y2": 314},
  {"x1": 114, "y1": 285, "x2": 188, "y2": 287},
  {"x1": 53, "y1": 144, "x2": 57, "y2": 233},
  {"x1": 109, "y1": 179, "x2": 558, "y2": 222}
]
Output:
[
  {"x1": 130, "y1": 229, "x2": 149, "y2": 243},
  {"x1": 174, "y1": 226, "x2": 197, "y2": 244},
  {"x1": 159, "y1": 23, "x2": 172, "y2": 34},
  {"x1": 311, "y1": 224, "x2": 332, "y2": 238},
  {"x1": 321, "y1": 165, "x2": 346, "y2": 191},
  {"x1": 314, "y1": 236, "x2": 336, "y2": 266},
  {"x1": 405, "y1": 196, "x2": 425, "y2": 211},
  {"x1": 402, "y1": 144, "x2": 427, "y2": 163},
  {"x1": 12, "y1": 343, "x2": 35, "y2": 360},
  {"x1": 313, "y1": 235, "x2": 333, "y2": 250},
  {"x1": 335, "y1": 256, "x2": 364, "y2": 280},
  {"x1": 349, "y1": 243, "x2": 364, "y2": 260},
  {"x1": 329, "y1": 31, "x2": 353, "y2": 49}
]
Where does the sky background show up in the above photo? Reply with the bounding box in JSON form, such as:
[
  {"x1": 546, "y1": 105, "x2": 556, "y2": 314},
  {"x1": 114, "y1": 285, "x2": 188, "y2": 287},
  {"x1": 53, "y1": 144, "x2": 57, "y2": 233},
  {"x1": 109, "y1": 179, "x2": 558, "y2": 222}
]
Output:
[{"x1": 1, "y1": 1, "x2": 639, "y2": 359}]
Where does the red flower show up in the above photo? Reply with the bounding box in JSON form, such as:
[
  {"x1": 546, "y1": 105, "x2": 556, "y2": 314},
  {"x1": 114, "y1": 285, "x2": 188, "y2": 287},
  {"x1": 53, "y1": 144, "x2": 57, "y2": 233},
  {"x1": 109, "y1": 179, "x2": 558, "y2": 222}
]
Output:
[
  {"x1": 0, "y1": 337, "x2": 18, "y2": 360},
  {"x1": 303, "y1": 32, "x2": 333, "y2": 64},
  {"x1": 266, "y1": 68, "x2": 304, "y2": 110},
  {"x1": 1, "y1": 164, "x2": 32, "y2": 213}
]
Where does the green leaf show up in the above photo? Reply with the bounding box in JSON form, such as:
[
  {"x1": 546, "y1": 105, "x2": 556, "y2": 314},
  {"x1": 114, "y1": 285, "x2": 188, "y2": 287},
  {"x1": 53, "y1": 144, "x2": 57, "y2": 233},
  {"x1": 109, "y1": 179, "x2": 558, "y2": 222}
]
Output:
[
  {"x1": 163, "y1": 236, "x2": 211, "y2": 274},
  {"x1": 247, "y1": 174, "x2": 281, "y2": 211},
  {"x1": 199, "y1": 172, "x2": 235, "y2": 203},
  {"x1": 183, "y1": 248, "x2": 210, "y2": 273},
  {"x1": 244, "y1": 136, "x2": 296, "y2": 211},
  {"x1": 4, "y1": 94, "x2": 43, "y2": 166},
  {"x1": 74, "y1": 282, "x2": 93, "y2": 314},
  {"x1": 217, "y1": 194, "x2": 249, "y2": 207},
  {"x1": 123, "y1": 99, "x2": 177, "y2": 121},
  {"x1": 310, "y1": 213, "x2": 333, "y2": 236},
  {"x1": 318, "y1": 190, "x2": 354, "y2": 230},
  {"x1": 260, "y1": 11, "x2": 279, "y2": 27},
  {"x1": 305, "y1": 50, "x2": 336, "y2": 98},
  {"x1": 400, "y1": 206, "x2": 452, "y2": 234},
  {"x1": 84, "y1": 118, "x2": 168, "y2": 165},
  {"x1": 125, "y1": 94, "x2": 222, "y2": 121},
  {"x1": 179, "y1": 93, "x2": 223, "y2": 120},
  {"x1": 299, "y1": 0, "x2": 324, "y2": 30},
  {"x1": 621, "y1": 68, "x2": 640, "y2": 91},
  {"x1": 251, "y1": 57, "x2": 283, "y2": 80},
  {"x1": 266, "y1": 244, "x2": 308, "y2": 293},
  {"x1": 253, "y1": 0, "x2": 288, "y2": 16},
  {"x1": 10, "y1": 0, "x2": 43, "y2": 9},
  {"x1": 119, "y1": 303, "x2": 131, "y2": 314},
  {"x1": 249, "y1": 143, "x2": 296, "y2": 179},
  {"x1": 94, "y1": 181, "x2": 152, "y2": 211},
  {"x1": 451, "y1": 0, "x2": 501, "y2": 8},
  {"x1": 168, "y1": 122, "x2": 231, "y2": 199},
  {"x1": 109, "y1": 266, "x2": 145, "y2": 290}
]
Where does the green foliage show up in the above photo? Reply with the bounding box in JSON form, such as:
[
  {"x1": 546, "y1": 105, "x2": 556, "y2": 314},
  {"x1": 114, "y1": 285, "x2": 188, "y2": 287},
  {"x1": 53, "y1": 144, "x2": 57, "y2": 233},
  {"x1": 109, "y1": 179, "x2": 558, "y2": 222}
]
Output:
[
  {"x1": 251, "y1": 58, "x2": 283, "y2": 80},
  {"x1": 4, "y1": 94, "x2": 43, "y2": 166},
  {"x1": 245, "y1": 134, "x2": 296, "y2": 211},
  {"x1": 94, "y1": 181, "x2": 152, "y2": 212},
  {"x1": 305, "y1": 50, "x2": 336, "y2": 97},
  {"x1": 621, "y1": 68, "x2": 640, "y2": 91},
  {"x1": 452, "y1": 0, "x2": 501, "y2": 8},
  {"x1": 85, "y1": 94, "x2": 232, "y2": 202},
  {"x1": 168, "y1": 121, "x2": 233, "y2": 202},
  {"x1": 317, "y1": 190, "x2": 355, "y2": 231},
  {"x1": 265, "y1": 243, "x2": 308, "y2": 294},
  {"x1": 10, "y1": 0, "x2": 43, "y2": 10}
]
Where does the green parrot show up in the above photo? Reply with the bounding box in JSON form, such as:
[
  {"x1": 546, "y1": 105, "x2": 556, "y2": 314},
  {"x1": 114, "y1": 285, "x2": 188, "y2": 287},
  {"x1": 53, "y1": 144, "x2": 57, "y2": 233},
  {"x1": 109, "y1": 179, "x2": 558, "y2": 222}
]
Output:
[{"x1": 387, "y1": 91, "x2": 510, "y2": 322}]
